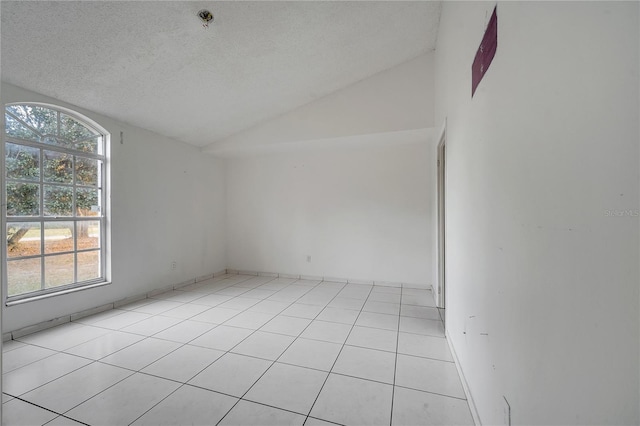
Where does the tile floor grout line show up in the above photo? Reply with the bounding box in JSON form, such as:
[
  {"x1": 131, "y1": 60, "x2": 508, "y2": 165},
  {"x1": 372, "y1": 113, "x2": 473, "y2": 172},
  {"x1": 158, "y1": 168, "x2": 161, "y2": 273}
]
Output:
[
  {"x1": 22, "y1": 277, "x2": 270, "y2": 425},
  {"x1": 213, "y1": 277, "x2": 333, "y2": 426},
  {"x1": 2, "y1": 345, "x2": 62, "y2": 374},
  {"x1": 114, "y1": 274, "x2": 289, "y2": 415},
  {"x1": 4, "y1": 277, "x2": 464, "y2": 425},
  {"x1": 44, "y1": 413, "x2": 91, "y2": 426},
  {"x1": 185, "y1": 381, "x2": 245, "y2": 400},
  {"x1": 179, "y1": 278, "x2": 321, "y2": 352},
  {"x1": 67, "y1": 310, "x2": 210, "y2": 361},
  {"x1": 209, "y1": 277, "x2": 316, "y2": 355},
  {"x1": 305, "y1": 415, "x2": 346, "y2": 426},
  {"x1": 231, "y1": 398, "x2": 321, "y2": 422},
  {"x1": 397, "y1": 330, "x2": 445, "y2": 338},
  {"x1": 126, "y1": 382, "x2": 189, "y2": 426},
  {"x1": 391, "y1": 382, "x2": 470, "y2": 402},
  {"x1": 13, "y1": 326, "x2": 107, "y2": 350},
  {"x1": 5, "y1": 275, "x2": 288, "y2": 424},
  {"x1": 66, "y1": 314, "x2": 193, "y2": 355},
  {"x1": 303, "y1": 283, "x2": 376, "y2": 424},
  {"x1": 90, "y1": 333, "x2": 183, "y2": 371},
  {"x1": 393, "y1": 350, "x2": 456, "y2": 364},
  {"x1": 4, "y1": 395, "x2": 90, "y2": 426},
  {"x1": 1, "y1": 341, "x2": 28, "y2": 354},
  {"x1": 101, "y1": 276, "x2": 273, "y2": 426},
  {"x1": 10, "y1": 328, "x2": 452, "y2": 412},
  {"x1": 8, "y1": 358, "x2": 134, "y2": 424},
  {"x1": 241, "y1": 279, "x2": 351, "y2": 422},
  {"x1": 81, "y1": 311, "x2": 418, "y2": 356},
  {"x1": 3, "y1": 354, "x2": 98, "y2": 402},
  {"x1": 56, "y1": 363, "x2": 137, "y2": 419},
  {"x1": 154, "y1": 276, "x2": 283, "y2": 350},
  {"x1": 75, "y1": 308, "x2": 182, "y2": 334}
]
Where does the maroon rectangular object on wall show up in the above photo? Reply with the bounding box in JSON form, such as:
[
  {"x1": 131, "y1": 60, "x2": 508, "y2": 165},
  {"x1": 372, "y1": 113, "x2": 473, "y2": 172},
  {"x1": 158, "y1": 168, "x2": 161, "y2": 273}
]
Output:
[{"x1": 471, "y1": 6, "x2": 498, "y2": 97}]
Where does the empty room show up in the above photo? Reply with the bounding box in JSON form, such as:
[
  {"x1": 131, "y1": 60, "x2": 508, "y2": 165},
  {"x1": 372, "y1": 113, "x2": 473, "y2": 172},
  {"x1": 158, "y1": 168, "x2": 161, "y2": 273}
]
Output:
[{"x1": 0, "y1": 1, "x2": 638, "y2": 425}]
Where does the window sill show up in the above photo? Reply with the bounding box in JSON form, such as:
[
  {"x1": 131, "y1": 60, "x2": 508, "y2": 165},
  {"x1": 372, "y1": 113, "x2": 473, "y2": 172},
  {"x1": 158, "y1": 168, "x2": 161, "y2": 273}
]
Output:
[{"x1": 6, "y1": 280, "x2": 111, "y2": 307}]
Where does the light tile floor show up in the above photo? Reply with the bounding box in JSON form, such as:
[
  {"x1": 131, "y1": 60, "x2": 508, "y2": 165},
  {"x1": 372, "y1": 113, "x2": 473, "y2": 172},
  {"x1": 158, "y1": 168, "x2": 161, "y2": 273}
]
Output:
[{"x1": 2, "y1": 274, "x2": 473, "y2": 426}]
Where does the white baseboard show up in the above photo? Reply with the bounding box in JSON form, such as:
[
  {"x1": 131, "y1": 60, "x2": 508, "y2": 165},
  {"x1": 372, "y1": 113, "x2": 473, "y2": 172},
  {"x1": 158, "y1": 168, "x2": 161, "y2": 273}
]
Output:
[
  {"x1": 12, "y1": 316, "x2": 70, "y2": 339},
  {"x1": 300, "y1": 274, "x2": 323, "y2": 281},
  {"x1": 347, "y1": 278, "x2": 375, "y2": 285},
  {"x1": 196, "y1": 273, "x2": 214, "y2": 282},
  {"x1": 278, "y1": 273, "x2": 301, "y2": 279},
  {"x1": 446, "y1": 329, "x2": 482, "y2": 426},
  {"x1": 374, "y1": 280, "x2": 402, "y2": 288},
  {"x1": 113, "y1": 293, "x2": 148, "y2": 308},
  {"x1": 70, "y1": 303, "x2": 114, "y2": 322},
  {"x1": 147, "y1": 284, "x2": 175, "y2": 298},
  {"x1": 323, "y1": 276, "x2": 348, "y2": 283},
  {"x1": 175, "y1": 278, "x2": 197, "y2": 289},
  {"x1": 403, "y1": 282, "x2": 430, "y2": 289},
  {"x1": 225, "y1": 269, "x2": 423, "y2": 290}
]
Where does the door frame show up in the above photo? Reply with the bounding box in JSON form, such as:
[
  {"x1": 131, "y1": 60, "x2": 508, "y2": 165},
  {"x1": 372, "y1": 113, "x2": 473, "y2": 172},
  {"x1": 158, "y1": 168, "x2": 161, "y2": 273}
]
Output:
[{"x1": 436, "y1": 121, "x2": 446, "y2": 309}]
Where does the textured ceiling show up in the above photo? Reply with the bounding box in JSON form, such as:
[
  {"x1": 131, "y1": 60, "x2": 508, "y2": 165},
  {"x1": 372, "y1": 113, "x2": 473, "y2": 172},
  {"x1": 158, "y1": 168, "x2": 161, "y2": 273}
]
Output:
[{"x1": 1, "y1": 1, "x2": 441, "y2": 148}]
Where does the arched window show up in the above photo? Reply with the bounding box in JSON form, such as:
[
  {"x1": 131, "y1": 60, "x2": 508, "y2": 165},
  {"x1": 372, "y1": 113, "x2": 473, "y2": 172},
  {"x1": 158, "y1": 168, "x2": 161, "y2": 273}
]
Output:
[{"x1": 3, "y1": 103, "x2": 108, "y2": 301}]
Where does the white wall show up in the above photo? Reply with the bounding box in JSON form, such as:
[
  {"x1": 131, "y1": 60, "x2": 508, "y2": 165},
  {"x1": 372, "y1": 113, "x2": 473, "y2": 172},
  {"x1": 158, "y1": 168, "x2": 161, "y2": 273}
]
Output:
[
  {"x1": 206, "y1": 52, "x2": 435, "y2": 156},
  {"x1": 226, "y1": 140, "x2": 435, "y2": 286},
  {"x1": 222, "y1": 51, "x2": 437, "y2": 286},
  {"x1": 1, "y1": 83, "x2": 227, "y2": 332},
  {"x1": 435, "y1": 2, "x2": 639, "y2": 424}
]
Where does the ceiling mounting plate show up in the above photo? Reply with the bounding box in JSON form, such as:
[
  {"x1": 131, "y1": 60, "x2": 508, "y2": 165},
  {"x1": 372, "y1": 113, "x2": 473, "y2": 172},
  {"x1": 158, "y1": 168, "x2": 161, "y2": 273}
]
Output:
[{"x1": 197, "y1": 9, "x2": 214, "y2": 28}]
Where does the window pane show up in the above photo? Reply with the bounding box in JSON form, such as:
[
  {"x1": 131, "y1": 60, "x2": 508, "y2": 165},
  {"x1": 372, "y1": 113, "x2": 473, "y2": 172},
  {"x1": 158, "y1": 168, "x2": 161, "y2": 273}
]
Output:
[
  {"x1": 75, "y1": 136, "x2": 101, "y2": 154},
  {"x1": 77, "y1": 250, "x2": 100, "y2": 282},
  {"x1": 7, "y1": 222, "x2": 41, "y2": 258},
  {"x1": 76, "y1": 188, "x2": 100, "y2": 216},
  {"x1": 77, "y1": 221, "x2": 100, "y2": 250},
  {"x1": 6, "y1": 105, "x2": 57, "y2": 136},
  {"x1": 44, "y1": 185, "x2": 73, "y2": 216},
  {"x1": 43, "y1": 150, "x2": 73, "y2": 184},
  {"x1": 7, "y1": 257, "x2": 42, "y2": 296},
  {"x1": 5, "y1": 143, "x2": 40, "y2": 181},
  {"x1": 45, "y1": 253, "x2": 75, "y2": 289},
  {"x1": 42, "y1": 136, "x2": 74, "y2": 149},
  {"x1": 6, "y1": 183, "x2": 39, "y2": 216},
  {"x1": 60, "y1": 114, "x2": 97, "y2": 141},
  {"x1": 44, "y1": 222, "x2": 74, "y2": 254},
  {"x1": 75, "y1": 157, "x2": 99, "y2": 186},
  {"x1": 5, "y1": 114, "x2": 40, "y2": 141}
]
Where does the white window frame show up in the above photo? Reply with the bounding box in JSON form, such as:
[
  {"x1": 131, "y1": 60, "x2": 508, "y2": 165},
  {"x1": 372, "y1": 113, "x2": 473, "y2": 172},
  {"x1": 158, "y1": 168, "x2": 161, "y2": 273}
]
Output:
[{"x1": 2, "y1": 102, "x2": 110, "y2": 304}]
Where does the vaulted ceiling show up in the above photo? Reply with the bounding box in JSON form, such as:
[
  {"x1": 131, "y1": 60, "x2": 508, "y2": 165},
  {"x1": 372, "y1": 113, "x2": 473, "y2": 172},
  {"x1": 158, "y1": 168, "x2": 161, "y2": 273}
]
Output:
[{"x1": 1, "y1": 1, "x2": 441, "y2": 148}]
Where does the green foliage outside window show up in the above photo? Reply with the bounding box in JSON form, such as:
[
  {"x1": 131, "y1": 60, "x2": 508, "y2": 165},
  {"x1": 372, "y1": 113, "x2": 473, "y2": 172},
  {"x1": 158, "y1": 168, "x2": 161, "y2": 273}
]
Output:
[{"x1": 5, "y1": 105, "x2": 101, "y2": 247}]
